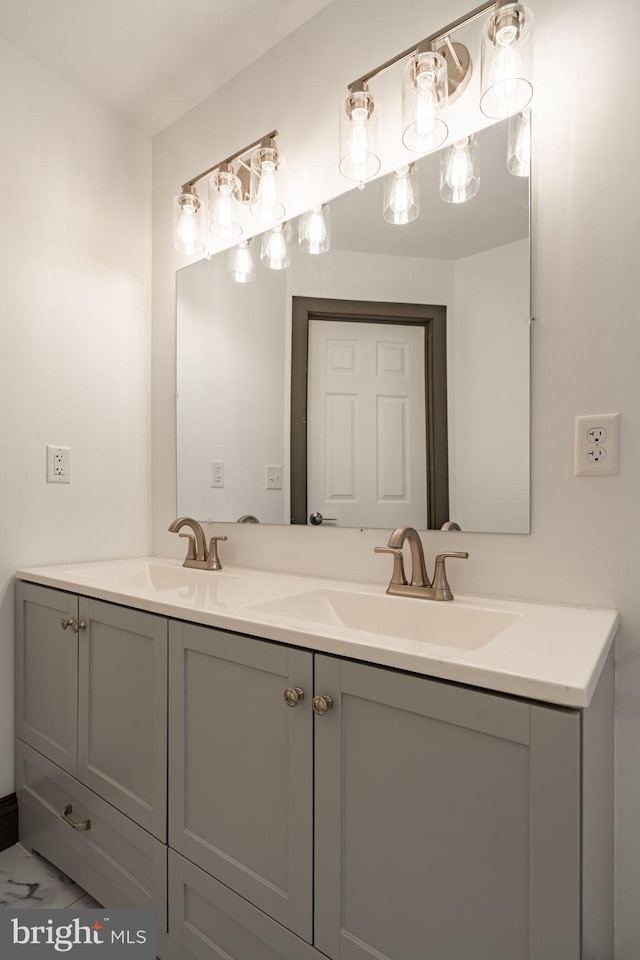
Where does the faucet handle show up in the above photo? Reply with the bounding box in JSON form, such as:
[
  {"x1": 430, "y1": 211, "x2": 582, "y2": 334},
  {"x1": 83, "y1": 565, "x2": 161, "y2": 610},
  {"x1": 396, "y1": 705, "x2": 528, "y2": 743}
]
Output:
[
  {"x1": 374, "y1": 546, "x2": 407, "y2": 586},
  {"x1": 431, "y1": 551, "x2": 469, "y2": 601},
  {"x1": 178, "y1": 533, "x2": 197, "y2": 561},
  {"x1": 207, "y1": 536, "x2": 228, "y2": 571}
]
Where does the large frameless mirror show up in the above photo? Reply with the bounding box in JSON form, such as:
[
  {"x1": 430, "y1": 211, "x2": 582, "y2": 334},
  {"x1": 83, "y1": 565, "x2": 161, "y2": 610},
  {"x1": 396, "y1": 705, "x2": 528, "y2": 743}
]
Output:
[{"x1": 176, "y1": 115, "x2": 530, "y2": 533}]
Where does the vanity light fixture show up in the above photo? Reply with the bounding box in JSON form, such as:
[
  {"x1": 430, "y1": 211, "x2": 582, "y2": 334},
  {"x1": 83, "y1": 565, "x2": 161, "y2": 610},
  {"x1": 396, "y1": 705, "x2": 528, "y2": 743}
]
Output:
[
  {"x1": 440, "y1": 136, "x2": 480, "y2": 203},
  {"x1": 299, "y1": 205, "x2": 331, "y2": 254},
  {"x1": 383, "y1": 165, "x2": 420, "y2": 224},
  {"x1": 227, "y1": 240, "x2": 256, "y2": 283},
  {"x1": 338, "y1": 0, "x2": 533, "y2": 181},
  {"x1": 261, "y1": 224, "x2": 290, "y2": 270},
  {"x1": 173, "y1": 130, "x2": 284, "y2": 255},
  {"x1": 507, "y1": 108, "x2": 531, "y2": 176},
  {"x1": 480, "y1": 3, "x2": 533, "y2": 119}
]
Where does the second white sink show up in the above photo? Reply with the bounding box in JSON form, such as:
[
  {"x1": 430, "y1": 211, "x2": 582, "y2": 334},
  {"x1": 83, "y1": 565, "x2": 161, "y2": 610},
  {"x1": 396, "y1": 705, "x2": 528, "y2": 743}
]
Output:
[{"x1": 249, "y1": 589, "x2": 519, "y2": 649}]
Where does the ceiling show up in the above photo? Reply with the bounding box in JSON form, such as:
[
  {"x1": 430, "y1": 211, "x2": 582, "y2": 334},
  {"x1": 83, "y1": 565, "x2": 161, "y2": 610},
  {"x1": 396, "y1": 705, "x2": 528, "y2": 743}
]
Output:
[{"x1": 0, "y1": 0, "x2": 335, "y2": 134}]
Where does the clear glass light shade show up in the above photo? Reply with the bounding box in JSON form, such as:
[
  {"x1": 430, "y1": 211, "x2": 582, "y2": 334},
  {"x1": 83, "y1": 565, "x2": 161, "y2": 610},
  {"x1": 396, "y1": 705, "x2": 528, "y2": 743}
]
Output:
[
  {"x1": 480, "y1": 2, "x2": 533, "y2": 119},
  {"x1": 339, "y1": 87, "x2": 380, "y2": 182},
  {"x1": 227, "y1": 240, "x2": 256, "y2": 283},
  {"x1": 440, "y1": 136, "x2": 480, "y2": 203},
  {"x1": 250, "y1": 145, "x2": 285, "y2": 221},
  {"x1": 507, "y1": 108, "x2": 531, "y2": 176},
  {"x1": 299, "y1": 205, "x2": 331, "y2": 254},
  {"x1": 260, "y1": 224, "x2": 290, "y2": 270},
  {"x1": 383, "y1": 165, "x2": 420, "y2": 224},
  {"x1": 173, "y1": 190, "x2": 205, "y2": 256},
  {"x1": 402, "y1": 49, "x2": 448, "y2": 154},
  {"x1": 209, "y1": 168, "x2": 243, "y2": 239}
]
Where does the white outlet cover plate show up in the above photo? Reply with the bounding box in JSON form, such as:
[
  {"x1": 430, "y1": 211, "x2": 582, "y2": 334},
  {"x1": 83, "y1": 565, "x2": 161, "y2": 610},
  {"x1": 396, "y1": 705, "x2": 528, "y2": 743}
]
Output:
[
  {"x1": 574, "y1": 414, "x2": 620, "y2": 476},
  {"x1": 46, "y1": 445, "x2": 71, "y2": 483}
]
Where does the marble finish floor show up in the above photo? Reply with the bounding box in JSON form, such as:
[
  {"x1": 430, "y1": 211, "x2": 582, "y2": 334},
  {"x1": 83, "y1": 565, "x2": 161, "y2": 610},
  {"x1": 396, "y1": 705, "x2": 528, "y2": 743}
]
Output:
[{"x1": 0, "y1": 843, "x2": 101, "y2": 909}]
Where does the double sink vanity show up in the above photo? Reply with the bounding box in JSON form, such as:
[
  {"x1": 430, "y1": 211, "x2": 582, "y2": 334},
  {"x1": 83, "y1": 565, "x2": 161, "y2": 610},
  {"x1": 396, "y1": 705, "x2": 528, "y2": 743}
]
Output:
[{"x1": 14, "y1": 526, "x2": 617, "y2": 960}]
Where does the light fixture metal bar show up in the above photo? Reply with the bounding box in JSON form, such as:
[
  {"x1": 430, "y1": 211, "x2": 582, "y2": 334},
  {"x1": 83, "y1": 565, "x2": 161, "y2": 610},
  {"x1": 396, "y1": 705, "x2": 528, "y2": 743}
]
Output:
[
  {"x1": 347, "y1": 0, "x2": 496, "y2": 91},
  {"x1": 181, "y1": 129, "x2": 278, "y2": 193}
]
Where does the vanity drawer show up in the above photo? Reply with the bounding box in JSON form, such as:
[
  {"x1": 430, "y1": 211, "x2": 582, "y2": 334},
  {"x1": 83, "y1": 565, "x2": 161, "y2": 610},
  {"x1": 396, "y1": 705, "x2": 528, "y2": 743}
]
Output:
[
  {"x1": 168, "y1": 850, "x2": 316, "y2": 960},
  {"x1": 16, "y1": 740, "x2": 167, "y2": 930}
]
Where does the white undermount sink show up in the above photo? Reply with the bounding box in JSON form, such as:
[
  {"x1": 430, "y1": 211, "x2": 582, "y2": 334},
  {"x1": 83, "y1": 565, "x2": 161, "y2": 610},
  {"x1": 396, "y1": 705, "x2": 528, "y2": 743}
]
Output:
[{"x1": 248, "y1": 588, "x2": 520, "y2": 650}]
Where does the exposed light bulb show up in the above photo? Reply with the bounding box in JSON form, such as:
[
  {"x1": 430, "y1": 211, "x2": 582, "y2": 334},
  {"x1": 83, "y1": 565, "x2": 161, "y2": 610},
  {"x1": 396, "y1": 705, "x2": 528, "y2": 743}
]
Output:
[
  {"x1": 250, "y1": 143, "x2": 285, "y2": 221},
  {"x1": 440, "y1": 137, "x2": 479, "y2": 204},
  {"x1": 299, "y1": 206, "x2": 330, "y2": 255},
  {"x1": 173, "y1": 191, "x2": 204, "y2": 255},
  {"x1": 480, "y1": 3, "x2": 533, "y2": 119},
  {"x1": 339, "y1": 86, "x2": 380, "y2": 181},
  {"x1": 402, "y1": 49, "x2": 448, "y2": 153},
  {"x1": 384, "y1": 166, "x2": 419, "y2": 225},
  {"x1": 209, "y1": 168, "x2": 243, "y2": 240},
  {"x1": 261, "y1": 224, "x2": 290, "y2": 270},
  {"x1": 228, "y1": 240, "x2": 255, "y2": 283},
  {"x1": 507, "y1": 109, "x2": 531, "y2": 176}
]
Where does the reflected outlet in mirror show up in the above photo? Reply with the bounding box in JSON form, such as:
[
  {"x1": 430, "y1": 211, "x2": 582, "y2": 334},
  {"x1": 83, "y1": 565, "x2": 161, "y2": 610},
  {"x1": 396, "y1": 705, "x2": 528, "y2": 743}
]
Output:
[{"x1": 176, "y1": 117, "x2": 530, "y2": 534}]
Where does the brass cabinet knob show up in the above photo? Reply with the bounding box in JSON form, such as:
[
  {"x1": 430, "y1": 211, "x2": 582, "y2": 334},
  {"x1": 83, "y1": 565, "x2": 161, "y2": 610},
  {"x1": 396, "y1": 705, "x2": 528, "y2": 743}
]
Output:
[
  {"x1": 73, "y1": 621, "x2": 87, "y2": 633},
  {"x1": 312, "y1": 695, "x2": 334, "y2": 716},
  {"x1": 284, "y1": 687, "x2": 305, "y2": 708},
  {"x1": 61, "y1": 618, "x2": 76, "y2": 631}
]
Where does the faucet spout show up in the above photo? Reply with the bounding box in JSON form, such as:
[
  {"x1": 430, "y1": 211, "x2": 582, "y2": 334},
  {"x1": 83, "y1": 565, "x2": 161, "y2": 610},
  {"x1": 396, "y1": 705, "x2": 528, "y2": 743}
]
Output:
[
  {"x1": 169, "y1": 516, "x2": 208, "y2": 563},
  {"x1": 386, "y1": 526, "x2": 430, "y2": 587}
]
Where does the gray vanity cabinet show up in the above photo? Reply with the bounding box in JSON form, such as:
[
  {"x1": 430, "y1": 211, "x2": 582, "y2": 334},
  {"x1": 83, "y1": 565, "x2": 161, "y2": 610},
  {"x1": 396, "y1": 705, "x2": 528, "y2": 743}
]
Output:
[
  {"x1": 16, "y1": 582, "x2": 79, "y2": 776},
  {"x1": 313, "y1": 655, "x2": 582, "y2": 960},
  {"x1": 77, "y1": 597, "x2": 168, "y2": 841},
  {"x1": 168, "y1": 621, "x2": 314, "y2": 943}
]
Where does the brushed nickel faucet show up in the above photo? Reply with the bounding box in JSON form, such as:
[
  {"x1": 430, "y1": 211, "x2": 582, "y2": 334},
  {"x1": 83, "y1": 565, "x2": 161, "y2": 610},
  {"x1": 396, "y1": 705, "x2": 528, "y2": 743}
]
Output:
[
  {"x1": 374, "y1": 526, "x2": 468, "y2": 601},
  {"x1": 168, "y1": 517, "x2": 227, "y2": 571}
]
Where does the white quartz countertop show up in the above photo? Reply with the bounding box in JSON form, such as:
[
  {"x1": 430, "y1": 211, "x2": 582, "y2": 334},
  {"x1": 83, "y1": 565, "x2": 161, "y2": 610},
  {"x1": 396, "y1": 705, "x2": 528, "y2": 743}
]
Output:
[{"x1": 16, "y1": 557, "x2": 619, "y2": 708}]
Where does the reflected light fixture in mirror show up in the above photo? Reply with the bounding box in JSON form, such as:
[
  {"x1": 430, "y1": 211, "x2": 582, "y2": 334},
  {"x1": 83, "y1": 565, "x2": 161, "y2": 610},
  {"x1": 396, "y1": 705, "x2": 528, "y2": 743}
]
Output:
[
  {"x1": 299, "y1": 205, "x2": 331, "y2": 254},
  {"x1": 227, "y1": 240, "x2": 256, "y2": 283},
  {"x1": 338, "y1": 0, "x2": 533, "y2": 183},
  {"x1": 261, "y1": 224, "x2": 290, "y2": 270},
  {"x1": 440, "y1": 136, "x2": 480, "y2": 203},
  {"x1": 507, "y1": 108, "x2": 531, "y2": 176},
  {"x1": 172, "y1": 129, "x2": 284, "y2": 254},
  {"x1": 383, "y1": 165, "x2": 420, "y2": 224}
]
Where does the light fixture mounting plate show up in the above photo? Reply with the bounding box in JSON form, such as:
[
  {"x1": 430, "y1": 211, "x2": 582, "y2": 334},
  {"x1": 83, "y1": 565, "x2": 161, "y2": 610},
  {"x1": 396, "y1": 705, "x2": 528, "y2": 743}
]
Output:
[{"x1": 441, "y1": 41, "x2": 472, "y2": 105}]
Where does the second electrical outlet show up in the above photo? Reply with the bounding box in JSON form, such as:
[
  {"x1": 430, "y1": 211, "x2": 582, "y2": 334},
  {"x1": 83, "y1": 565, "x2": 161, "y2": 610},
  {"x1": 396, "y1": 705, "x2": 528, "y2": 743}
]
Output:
[{"x1": 211, "y1": 461, "x2": 224, "y2": 488}]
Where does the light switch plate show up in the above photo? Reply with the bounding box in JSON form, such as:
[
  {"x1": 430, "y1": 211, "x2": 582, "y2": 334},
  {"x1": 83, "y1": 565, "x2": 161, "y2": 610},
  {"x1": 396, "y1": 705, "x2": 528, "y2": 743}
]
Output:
[{"x1": 574, "y1": 414, "x2": 620, "y2": 476}]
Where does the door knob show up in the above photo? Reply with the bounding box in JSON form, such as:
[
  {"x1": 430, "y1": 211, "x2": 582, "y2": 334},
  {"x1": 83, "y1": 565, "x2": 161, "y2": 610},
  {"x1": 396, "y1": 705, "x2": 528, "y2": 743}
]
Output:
[
  {"x1": 313, "y1": 695, "x2": 334, "y2": 716},
  {"x1": 284, "y1": 687, "x2": 305, "y2": 707},
  {"x1": 309, "y1": 513, "x2": 337, "y2": 526}
]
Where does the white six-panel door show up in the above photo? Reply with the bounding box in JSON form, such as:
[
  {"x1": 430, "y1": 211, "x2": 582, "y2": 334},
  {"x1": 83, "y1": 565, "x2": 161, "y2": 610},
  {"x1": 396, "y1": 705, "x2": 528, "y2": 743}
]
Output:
[{"x1": 307, "y1": 319, "x2": 427, "y2": 528}]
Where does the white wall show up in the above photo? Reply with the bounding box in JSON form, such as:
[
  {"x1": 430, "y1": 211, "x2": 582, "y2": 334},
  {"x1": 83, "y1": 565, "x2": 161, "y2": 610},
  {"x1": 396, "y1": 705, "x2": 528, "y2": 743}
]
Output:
[
  {"x1": 152, "y1": 0, "x2": 640, "y2": 954},
  {"x1": 0, "y1": 38, "x2": 152, "y2": 795},
  {"x1": 451, "y1": 239, "x2": 530, "y2": 532}
]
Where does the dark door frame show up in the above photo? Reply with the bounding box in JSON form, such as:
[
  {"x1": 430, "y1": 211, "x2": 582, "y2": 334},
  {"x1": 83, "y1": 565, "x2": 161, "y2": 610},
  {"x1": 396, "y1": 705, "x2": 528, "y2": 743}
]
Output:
[{"x1": 290, "y1": 296, "x2": 449, "y2": 529}]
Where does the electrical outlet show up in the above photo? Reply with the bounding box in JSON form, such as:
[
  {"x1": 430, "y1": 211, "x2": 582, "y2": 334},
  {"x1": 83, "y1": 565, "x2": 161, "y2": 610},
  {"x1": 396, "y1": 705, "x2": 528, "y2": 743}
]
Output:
[
  {"x1": 210, "y1": 460, "x2": 224, "y2": 488},
  {"x1": 265, "y1": 465, "x2": 282, "y2": 490},
  {"x1": 47, "y1": 445, "x2": 71, "y2": 483},
  {"x1": 575, "y1": 414, "x2": 619, "y2": 476}
]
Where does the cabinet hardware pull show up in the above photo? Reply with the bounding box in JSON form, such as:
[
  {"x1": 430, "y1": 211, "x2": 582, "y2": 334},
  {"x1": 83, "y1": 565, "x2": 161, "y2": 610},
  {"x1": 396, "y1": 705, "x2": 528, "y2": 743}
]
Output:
[
  {"x1": 284, "y1": 687, "x2": 305, "y2": 707},
  {"x1": 61, "y1": 618, "x2": 77, "y2": 631},
  {"x1": 61, "y1": 804, "x2": 91, "y2": 832},
  {"x1": 73, "y1": 620, "x2": 87, "y2": 633},
  {"x1": 313, "y1": 695, "x2": 334, "y2": 716}
]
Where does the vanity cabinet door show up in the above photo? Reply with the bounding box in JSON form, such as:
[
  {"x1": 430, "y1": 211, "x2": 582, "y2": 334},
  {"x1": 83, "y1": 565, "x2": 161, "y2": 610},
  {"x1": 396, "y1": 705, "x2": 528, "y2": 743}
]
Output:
[
  {"x1": 169, "y1": 622, "x2": 313, "y2": 944},
  {"x1": 314, "y1": 656, "x2": 581, "y2": 960},
  {"x1": 77, "y1": 598, "x2": 168, "y2": 842},
  {"x1": 15, "y1": 582, "x2": 79, "y2": 776}
]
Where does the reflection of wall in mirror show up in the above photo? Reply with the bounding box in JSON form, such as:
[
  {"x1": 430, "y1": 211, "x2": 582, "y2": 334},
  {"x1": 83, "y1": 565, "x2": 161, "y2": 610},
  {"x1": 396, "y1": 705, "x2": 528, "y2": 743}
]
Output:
[{"x1": 177, "y1": 237, "x2": 528, "y2": 532}]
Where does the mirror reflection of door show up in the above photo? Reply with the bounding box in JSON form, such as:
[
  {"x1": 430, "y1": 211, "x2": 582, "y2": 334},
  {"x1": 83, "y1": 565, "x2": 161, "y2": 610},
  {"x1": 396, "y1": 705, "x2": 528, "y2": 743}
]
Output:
[
  {"x1": 290, "y1": 297, "x2": 449, "y2": 529},
  {"x1": 307, "y1": 320, "x2": 427, "y2": 528}
]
